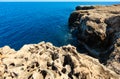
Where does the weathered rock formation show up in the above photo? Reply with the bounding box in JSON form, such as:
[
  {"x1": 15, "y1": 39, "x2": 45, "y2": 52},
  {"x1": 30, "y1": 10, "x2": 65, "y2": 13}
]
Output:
[
  {"x1": 0, "y1": 42, "x2": 119, "y2": 79},
  {"x1": 69, "y1": 5, "x2": 120, "y2": 75},
  {"x1": 106, "y1": 38, "x2": 120, "y2": 75}
]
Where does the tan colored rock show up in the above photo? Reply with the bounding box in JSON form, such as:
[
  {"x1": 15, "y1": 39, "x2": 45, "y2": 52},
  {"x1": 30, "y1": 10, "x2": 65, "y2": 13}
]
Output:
[
  {"x1": 0, "y1": 42, "x2": 119, "y2": 79},
  {"x1": 68, "y1": 5, "x2": 120, "y2": 74},
  {"x1": 69, "y1": 5, "x2": 120, "y2": 56}
]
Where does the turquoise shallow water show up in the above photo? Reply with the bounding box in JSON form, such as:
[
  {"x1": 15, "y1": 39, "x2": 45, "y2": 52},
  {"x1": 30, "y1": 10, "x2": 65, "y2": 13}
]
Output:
[{"x1": 0, "y1": 2, "x2": 119, "y2": 50}]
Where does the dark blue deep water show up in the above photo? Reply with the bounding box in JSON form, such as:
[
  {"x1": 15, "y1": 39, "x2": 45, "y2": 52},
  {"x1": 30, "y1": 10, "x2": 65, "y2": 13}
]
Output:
[{"x1": 0, "y1": 2, "x2": 119, "y2": 50}]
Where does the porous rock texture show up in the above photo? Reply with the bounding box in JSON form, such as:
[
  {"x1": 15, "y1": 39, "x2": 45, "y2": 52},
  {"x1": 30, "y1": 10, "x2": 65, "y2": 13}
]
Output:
[
  {"x1": 0, "y1": 42, "x2": 119, "y2": 79},
  {"x1": 69, "y1": 5, "x2": 120, "y2": 75}
]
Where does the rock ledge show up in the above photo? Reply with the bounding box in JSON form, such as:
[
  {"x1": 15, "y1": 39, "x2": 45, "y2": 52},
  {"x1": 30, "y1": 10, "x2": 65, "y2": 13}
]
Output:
[{"x1": 0, "y1": 42, "x2": 119, "y2": 79}]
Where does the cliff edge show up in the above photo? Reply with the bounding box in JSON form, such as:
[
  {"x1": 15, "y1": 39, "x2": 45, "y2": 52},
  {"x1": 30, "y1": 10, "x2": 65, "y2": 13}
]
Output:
[
  {"x1": 0, "y1": 42, "x2": 119, "y2": 79},
  {"x1": 69, "y1": 4, "x2": 120, "y2": 75}
]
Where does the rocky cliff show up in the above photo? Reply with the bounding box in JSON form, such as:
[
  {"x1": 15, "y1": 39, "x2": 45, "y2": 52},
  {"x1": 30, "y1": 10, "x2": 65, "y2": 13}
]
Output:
[
  {"x1": 69, "y1": 4, "x2": 120, "y2": 75},
  {"x1": 0, "y1": 42, "x2": 119, "y2": 79},
  {"x1": 0, "y1": 4, "x2": 120, "y2": 79}
]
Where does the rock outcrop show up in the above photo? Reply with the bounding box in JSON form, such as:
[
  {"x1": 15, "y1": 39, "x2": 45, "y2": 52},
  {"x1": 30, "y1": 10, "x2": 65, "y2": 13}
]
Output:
[
  {"x1": 68, "y1": 5, "x2": 120, "y2": 75},
  {"x1": 0, "y1": 42, "x2": 119, "y2": 79}
]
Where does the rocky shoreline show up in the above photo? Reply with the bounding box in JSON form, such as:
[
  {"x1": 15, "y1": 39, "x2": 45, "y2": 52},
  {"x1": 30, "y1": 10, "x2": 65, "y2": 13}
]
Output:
[
  {"x1": 0, "y1": 42, "x2": 120, "y2": 79},
  {"x1": 0, "y1": 4, "x2": 120, "y2": 79},
  {"x1": 69, "y1": 4, "x2": 120, "y2": 75}
]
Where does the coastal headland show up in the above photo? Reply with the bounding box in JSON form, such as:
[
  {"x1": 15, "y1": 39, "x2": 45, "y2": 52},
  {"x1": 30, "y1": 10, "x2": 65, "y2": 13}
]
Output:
[
  {"x1": 69, "y1": 4, "x2": 120, "y2": 75},
  {"x1": 0, "y1": 4, "x2": 120, "y2": 79}
]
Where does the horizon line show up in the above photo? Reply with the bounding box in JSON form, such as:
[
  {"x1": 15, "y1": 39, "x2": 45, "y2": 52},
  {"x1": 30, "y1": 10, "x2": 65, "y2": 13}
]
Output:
[
  {"x1": 0, "y1": 0, "x2": 120, "y2": 2},
  {"x1": 0, "y1": 1, "x2": 120, "y2": 2}
]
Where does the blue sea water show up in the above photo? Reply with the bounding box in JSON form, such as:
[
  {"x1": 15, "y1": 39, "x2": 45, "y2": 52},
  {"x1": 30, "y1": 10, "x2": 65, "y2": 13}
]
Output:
[{"x1": 0, "y1": 2, "x2": 119, "y2": 50}]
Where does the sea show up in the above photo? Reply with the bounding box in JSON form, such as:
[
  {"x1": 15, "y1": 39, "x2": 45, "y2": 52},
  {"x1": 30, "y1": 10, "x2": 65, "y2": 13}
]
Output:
[{"x1": 0, "y1": 2, "x2": 119, "y2": 50}]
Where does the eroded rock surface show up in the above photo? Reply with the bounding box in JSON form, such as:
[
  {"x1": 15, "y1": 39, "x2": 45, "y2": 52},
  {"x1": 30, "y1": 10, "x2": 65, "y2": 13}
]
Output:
[
  {"x1": 0, "y1": 42, "x2": 119, "y2": 79},
  {"x1": 106, "y1": 38, "x2": 120, "y2": 75},
  {"x1": 69, "y1": 4, "x2": 120, "y2": 75}
]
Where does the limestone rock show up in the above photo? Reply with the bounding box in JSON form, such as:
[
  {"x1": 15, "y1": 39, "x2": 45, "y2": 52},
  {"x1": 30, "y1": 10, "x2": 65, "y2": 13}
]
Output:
[
  {"x1": 68, "y1": 4, "x2": 120, "y2": 75},
  {"x1": 0, "y1": 42, "x2": 119, "y2": 79},
  {"x1": 106, "y1": 38, "x2": 120, "y2": 74}
]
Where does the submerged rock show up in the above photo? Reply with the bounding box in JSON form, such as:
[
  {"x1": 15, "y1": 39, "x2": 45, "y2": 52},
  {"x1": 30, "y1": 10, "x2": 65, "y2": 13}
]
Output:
[
  {"x1": 68, "y1": 4, "x2": 120, "y2": 75},
  {"x1": 0, "y1": 42, "x2": 119, "y2": 79}
]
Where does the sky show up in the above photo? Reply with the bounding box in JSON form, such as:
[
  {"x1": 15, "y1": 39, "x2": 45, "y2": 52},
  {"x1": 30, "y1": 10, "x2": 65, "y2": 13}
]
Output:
[{"x1": 0, "y1": 0, "x2": 120, "y2": 2}]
